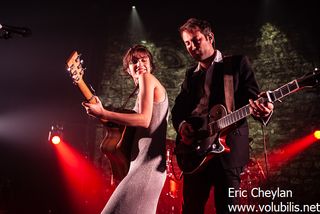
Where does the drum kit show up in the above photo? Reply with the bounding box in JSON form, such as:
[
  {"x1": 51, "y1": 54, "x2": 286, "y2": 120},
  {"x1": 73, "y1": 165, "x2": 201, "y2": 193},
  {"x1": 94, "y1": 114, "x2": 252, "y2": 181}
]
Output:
[{"x1": 162, "y1": 138, "x2": 267, "y2": 213}]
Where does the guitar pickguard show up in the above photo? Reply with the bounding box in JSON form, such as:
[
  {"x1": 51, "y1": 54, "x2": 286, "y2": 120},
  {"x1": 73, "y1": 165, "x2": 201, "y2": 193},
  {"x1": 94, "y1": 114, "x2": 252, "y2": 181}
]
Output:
[{"x1": 175, "y1": 104, "x2": 230, "y2": 174}]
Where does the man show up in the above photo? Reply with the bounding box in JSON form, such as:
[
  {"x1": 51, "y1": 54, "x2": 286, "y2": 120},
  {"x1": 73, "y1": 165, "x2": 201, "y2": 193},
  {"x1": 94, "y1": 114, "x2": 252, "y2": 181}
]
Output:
[{"x1": 171, "y1": 18, "x2": 273, "y2": 214}]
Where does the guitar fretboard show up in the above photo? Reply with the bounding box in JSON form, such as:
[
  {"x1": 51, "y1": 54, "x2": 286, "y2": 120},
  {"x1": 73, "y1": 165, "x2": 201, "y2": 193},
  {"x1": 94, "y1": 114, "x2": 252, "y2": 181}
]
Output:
[
  {"x1": 214, "y1": 103, "x2": 252, "y2": 130},
  {"x1": 211, "y1": 79, "x2": 300, "y2": 130}
]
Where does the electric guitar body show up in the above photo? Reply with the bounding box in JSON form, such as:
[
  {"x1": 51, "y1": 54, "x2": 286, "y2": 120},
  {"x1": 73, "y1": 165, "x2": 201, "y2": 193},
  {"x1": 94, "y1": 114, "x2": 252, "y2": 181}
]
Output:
[{"x1": 175, "y1": 104, "x2": 232, "y2": 174}]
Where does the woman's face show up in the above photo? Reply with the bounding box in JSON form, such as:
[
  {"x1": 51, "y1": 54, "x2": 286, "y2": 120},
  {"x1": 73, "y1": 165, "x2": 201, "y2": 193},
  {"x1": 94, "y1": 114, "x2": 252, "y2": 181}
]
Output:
[{"x1": 128, "y1": 52, "x2": 152, "y2": 80}]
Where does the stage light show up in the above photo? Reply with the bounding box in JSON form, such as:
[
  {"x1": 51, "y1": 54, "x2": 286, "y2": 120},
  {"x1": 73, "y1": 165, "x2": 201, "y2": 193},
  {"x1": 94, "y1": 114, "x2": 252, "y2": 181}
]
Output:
[
  {"x1": 48, "y1": 124, "x2": 63, "y2": 145},
  {"x1": 51, "y1": 135, "x2": 61, "y2": 144},
  {"x1": 129, "y1": 3, "x2": 146, "y2": 44},
  {"x1": 52, "y1": 135, "x2": 107, "y2": 213},
  {"x1": 314, "y1": 130, "x2": 320, "y2": 140},
  {"x1": 266, "y1": 131, "x2": 319, "y2": 172},
  {"x1": 168, "y1": 179, "x2": 178, "y2": 198}
]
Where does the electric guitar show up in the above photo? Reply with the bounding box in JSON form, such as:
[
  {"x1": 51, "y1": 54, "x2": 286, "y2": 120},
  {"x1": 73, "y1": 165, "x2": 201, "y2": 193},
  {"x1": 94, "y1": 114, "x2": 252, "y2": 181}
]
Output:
[
  {"x1": 175, "y1": 69, "x2": 320, "y2": 174},
  {"x1": 66, "y1": 51, "x2": 134, "y2": 181}
]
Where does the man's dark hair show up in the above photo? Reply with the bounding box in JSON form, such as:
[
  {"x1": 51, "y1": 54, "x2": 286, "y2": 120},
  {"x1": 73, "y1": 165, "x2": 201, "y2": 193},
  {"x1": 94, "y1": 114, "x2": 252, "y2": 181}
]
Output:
[{"x1": 179, "y1": 18, "x2": 213, "y2": 38}]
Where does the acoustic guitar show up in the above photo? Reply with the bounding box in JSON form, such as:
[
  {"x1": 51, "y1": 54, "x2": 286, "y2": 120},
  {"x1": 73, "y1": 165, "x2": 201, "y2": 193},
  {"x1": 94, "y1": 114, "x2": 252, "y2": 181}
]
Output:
[
  {"x1": 175, "y1": 69, "x2": 320, "y2": 174},
  {"x1": 66, "y1": 51, "x2": 135, "y2": 181}
]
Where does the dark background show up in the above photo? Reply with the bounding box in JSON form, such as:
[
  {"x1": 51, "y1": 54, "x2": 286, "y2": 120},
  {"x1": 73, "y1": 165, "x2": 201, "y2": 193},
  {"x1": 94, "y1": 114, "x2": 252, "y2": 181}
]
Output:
[{"x1": 1, "y1": 0, "x2": 319, "y2": 213}]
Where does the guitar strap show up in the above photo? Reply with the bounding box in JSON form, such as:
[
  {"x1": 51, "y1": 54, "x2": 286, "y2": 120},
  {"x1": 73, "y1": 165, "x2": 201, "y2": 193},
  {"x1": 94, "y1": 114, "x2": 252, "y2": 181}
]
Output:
[
  {"x1": 120, "y1": 84, "x2": 139, "y2": 110},
  {"x1": 223, "y1": 56, "x2": 235, "y2": 113}
]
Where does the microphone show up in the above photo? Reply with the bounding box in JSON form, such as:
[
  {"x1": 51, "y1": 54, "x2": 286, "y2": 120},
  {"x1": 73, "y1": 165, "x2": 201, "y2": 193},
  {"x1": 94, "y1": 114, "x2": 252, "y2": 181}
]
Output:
[{"x1": 0, "y1": 24, "x2": 32, "y2": 38}]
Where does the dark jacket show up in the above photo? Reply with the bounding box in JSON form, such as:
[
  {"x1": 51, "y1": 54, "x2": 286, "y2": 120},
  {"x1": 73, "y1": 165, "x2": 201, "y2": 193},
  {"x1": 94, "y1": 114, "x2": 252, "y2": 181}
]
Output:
[{"x1": 171, "y1": 55, "x2": 260, "y2": 168}]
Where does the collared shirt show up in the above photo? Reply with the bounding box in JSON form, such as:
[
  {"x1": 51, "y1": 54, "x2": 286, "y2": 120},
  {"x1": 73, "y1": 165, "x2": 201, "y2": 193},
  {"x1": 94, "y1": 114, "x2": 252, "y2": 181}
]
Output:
[
  {"x1": 178, "y1": 50, "x2": 223, "y2": 132},
  {"x1": 193, "y1": 49, "x2": 223, "y2": 73},
  {"x1": 191, "y1": 50, "x2": 223, "y2": 116}
]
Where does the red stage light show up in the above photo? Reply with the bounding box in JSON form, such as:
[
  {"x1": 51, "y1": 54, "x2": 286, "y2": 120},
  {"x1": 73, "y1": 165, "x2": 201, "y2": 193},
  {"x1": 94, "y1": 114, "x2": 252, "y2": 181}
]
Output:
[
  {"x1": 169, "y1": 179, "x2": 178, "y2": 198},
  {"x1": 48, "y1": 124, "x2": 63, "y2": 145},
  {"x1": 266, "y1": 132, "x2": 319, "y2": 172},
  {"x1": 51, "y1": 135, "x2": 61, "y2": 144},
  {"x1": 53, "y1": 141, "x2": 107, "y2": 213},
  {"x1": 314, "y1": 130, "x2": 320, "y2": 140}
]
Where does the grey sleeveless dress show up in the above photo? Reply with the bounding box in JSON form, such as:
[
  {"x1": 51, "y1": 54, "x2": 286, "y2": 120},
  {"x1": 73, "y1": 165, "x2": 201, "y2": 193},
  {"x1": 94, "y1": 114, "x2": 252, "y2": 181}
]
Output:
[{"x1": 101, "y1": 93, "x2": 169, "y2": 214}]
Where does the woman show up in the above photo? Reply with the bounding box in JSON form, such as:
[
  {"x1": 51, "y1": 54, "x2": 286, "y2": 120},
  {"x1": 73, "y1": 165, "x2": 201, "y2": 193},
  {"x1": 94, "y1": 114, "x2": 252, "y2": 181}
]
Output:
[{"x1": 82, "y1": 44, "x2": 168, "y2": 214}]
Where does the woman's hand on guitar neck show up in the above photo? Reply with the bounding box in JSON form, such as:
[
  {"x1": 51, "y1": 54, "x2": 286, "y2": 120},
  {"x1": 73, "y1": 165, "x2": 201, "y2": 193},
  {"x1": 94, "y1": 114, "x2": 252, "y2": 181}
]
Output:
[{"x1": 82, "y1": 96, "x2": 106, "y2": 120}]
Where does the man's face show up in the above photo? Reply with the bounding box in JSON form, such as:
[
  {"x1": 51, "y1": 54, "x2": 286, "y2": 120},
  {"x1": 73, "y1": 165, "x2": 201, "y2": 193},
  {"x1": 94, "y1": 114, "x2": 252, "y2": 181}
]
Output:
[{"x1": 181, "y1": 29, "x2": 214, "y2": 62}]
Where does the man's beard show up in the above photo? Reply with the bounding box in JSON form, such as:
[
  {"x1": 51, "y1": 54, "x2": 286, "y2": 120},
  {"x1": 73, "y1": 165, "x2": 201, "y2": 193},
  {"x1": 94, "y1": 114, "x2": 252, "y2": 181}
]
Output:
[{"x1": 190, "y1": 51, "x2": 202, "y2": 61}]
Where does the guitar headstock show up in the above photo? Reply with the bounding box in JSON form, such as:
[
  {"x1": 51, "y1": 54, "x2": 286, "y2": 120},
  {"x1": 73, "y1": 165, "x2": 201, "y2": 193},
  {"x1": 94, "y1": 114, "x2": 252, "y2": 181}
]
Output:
[
  {"x1": 66, "y1": 51, "x2": 84, "y2": 85},
  {"x1": 298, "y1": 68, "x2": 320, "y2": 88}
]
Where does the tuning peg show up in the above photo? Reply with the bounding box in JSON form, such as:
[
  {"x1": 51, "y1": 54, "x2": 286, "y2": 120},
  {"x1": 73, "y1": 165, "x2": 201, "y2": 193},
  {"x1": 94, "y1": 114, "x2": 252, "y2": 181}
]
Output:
[
  {"x1": 79, "y1": 67, "x2": 86, "y2": 76},
  {"x1": 76, "y1": 53, "x2": 82, "y2": 62},
  {"x1": 72, "y1": 75, "x2": 81, "y2": 85},
  {"x1": 66, "y1": 64, "x2": 74, "y2": 72},
  {"x1": 72, "y1": 70, "x2": 78, "y2": 76}
]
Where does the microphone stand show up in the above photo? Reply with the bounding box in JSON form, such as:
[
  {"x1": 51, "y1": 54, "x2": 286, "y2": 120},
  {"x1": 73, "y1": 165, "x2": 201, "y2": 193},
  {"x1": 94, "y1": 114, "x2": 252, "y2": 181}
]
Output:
[
  {"x1": 0, "y1": 24, "x2": 32, "y2": 39},
  {"x1": 0, "y1": 29, "x2": 11, "y2": 39}
]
